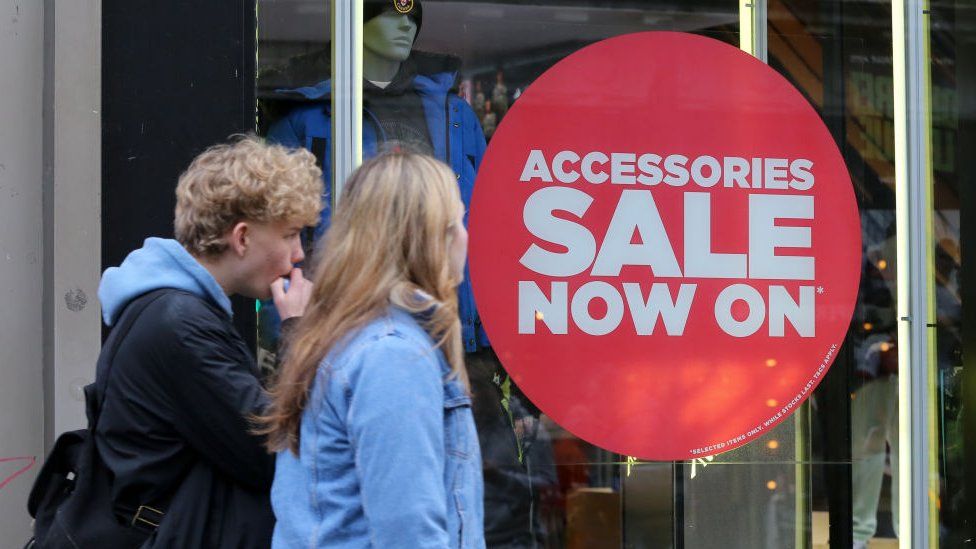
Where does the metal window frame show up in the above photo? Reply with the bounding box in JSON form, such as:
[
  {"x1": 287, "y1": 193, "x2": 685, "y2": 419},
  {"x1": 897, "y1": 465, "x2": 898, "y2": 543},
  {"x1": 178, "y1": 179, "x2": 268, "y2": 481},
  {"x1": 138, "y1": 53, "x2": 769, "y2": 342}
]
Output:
[
  {"x1": 892, "y1": 1, "x2": 938, "y2": 547},
  {"x1": 43, "y1": 0, "x2": 102, "y2": 444},
  {"x1": 330, "y1": 0, "x2": 363, "y2": 206},
  {"x1": 739, "y1": 0, "x2": 768, "y2": 63}
]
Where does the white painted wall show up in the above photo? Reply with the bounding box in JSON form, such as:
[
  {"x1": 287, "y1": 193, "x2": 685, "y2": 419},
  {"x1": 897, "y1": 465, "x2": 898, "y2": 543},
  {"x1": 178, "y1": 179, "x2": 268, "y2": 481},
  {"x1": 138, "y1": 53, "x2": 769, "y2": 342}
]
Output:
[
  {"x1": 0, "y1": 0, "x2": 46, "y2": 542},
  {"x1": 0, "y1": 0, "x2": 100, "y2": 542},
  {"x1": 49, "y1": 0, "x2": 101, "y2": 440}
]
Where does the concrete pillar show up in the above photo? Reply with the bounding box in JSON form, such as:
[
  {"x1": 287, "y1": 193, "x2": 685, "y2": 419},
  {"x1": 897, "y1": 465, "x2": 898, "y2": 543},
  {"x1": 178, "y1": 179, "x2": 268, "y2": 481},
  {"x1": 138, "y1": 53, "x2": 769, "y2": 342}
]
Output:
[
  {"x1": 0, "y1": 0, "x2": 46, "y2": 540},
  {"x1": 0, "y1": 0, "x2": 101, "y2": 540}
]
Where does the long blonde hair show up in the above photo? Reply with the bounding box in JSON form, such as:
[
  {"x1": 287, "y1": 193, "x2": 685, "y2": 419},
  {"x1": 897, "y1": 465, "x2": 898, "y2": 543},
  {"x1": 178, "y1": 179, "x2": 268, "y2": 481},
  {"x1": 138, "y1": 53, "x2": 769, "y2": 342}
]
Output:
[{"x1": 260, "y1": 152, "x2": 467, "y2": 455}]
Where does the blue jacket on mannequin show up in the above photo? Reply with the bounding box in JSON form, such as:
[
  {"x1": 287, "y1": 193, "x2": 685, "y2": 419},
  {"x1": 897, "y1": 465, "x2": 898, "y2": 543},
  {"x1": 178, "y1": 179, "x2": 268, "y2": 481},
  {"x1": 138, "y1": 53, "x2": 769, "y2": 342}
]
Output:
[{"x1": 259, "y1": 50, "x2": 489, "y2": 352}]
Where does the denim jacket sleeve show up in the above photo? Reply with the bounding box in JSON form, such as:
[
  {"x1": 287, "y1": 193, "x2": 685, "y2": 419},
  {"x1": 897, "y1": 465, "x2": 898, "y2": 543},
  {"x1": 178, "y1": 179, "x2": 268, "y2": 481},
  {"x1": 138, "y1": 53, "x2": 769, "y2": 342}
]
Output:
[{"x1": 345, "y1": 333, "x2": 450, "y2": 548}]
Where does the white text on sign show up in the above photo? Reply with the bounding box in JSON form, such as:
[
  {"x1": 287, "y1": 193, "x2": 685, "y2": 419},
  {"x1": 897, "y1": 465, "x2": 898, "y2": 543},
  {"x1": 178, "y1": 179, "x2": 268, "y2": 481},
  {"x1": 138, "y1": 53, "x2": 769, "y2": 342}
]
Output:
[{"x1": 517, "y1": 149, "x2": 817, "y2": 338}]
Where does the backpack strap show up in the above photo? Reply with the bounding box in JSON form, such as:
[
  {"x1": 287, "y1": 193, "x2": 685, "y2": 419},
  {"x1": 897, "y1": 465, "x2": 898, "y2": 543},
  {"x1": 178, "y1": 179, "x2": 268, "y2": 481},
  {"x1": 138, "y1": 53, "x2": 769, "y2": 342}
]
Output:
[{"x1": 84, "y1": 289, "x2": 176, "y2": 532}]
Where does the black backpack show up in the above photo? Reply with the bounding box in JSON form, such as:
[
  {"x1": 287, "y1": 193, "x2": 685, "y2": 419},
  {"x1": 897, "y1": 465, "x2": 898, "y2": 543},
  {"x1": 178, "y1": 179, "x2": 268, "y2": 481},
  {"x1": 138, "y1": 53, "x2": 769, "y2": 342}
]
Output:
[{"x1": 27, "y1": 290, "x2": 171, "y2": 548}]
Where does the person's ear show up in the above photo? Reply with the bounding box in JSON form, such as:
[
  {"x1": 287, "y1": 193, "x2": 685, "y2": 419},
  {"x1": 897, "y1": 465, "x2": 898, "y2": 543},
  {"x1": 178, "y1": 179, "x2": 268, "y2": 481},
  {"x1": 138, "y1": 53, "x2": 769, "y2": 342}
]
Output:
[{"x1": 228, "y1": 221, "x2": 249, "y2": 257}]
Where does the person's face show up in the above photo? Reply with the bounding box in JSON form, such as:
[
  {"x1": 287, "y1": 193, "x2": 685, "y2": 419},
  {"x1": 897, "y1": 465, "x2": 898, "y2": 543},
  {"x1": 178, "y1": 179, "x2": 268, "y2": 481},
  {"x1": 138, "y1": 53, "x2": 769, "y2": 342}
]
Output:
[
  {"x1": 237, "y1": 220, "x2": 305, "y2": 300},
  {"x1": 363, "y1": 11, "x2": 417, "y2": 62},
  {"x1": 448, "y1": 205, "x2": 468, "y2": 284}
]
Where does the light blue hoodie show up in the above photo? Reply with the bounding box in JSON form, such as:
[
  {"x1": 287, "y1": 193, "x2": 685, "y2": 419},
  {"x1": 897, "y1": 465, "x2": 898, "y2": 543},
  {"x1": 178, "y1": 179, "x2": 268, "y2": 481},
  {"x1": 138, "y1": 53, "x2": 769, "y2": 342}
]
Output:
[{"x1": 98, "y1": 237, "x2": 232, "y2": 326}]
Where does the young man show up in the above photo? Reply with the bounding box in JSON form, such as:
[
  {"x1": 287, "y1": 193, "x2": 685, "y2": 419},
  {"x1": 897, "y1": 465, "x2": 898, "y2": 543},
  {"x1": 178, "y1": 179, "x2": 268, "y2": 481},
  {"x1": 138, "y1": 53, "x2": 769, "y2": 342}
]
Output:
[{"x1": 93, "y1": 136, "x2": 322, "y2": 547}]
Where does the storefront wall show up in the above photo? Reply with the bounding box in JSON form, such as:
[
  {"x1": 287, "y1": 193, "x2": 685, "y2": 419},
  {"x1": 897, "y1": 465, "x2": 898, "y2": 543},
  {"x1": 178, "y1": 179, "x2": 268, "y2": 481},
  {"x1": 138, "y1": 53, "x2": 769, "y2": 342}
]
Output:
[
  {"x1": 3, "y1": 0, "x2": 968, "y2": 546},
  {"x1": 256, "y1": 1, "x2": 974, "y2": 547},
  {"x1": 0, "y1": 0, "x2": 45, "y2": 542},
  {"x1": 0, "y1": 0, "x2": 101, "y2": 541}
]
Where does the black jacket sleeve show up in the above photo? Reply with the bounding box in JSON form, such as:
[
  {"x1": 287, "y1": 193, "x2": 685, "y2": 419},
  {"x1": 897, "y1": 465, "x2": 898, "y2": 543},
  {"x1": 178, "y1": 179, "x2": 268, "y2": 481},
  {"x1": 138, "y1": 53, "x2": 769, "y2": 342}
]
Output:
[{"x1": 160, "y1": 306, "x2": 275, "y2": 492}]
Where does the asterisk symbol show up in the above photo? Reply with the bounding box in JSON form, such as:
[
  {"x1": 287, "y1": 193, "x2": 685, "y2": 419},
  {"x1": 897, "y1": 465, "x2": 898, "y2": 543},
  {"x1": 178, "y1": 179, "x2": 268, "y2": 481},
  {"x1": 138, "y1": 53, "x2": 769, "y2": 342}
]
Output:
[{"x1": 817, "y1": 286, "x2": 824, "y2": 294}]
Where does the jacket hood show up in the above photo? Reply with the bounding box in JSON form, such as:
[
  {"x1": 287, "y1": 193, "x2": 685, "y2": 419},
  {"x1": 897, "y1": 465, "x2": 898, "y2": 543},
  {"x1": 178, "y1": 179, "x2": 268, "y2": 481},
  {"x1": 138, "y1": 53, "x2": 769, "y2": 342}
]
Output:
[
  {"x1": 98, "y1": 238, "x2": 232, "y2": 326},
  {"x1": 259, "y1": 49, "x2": 462, "y2": 102}
]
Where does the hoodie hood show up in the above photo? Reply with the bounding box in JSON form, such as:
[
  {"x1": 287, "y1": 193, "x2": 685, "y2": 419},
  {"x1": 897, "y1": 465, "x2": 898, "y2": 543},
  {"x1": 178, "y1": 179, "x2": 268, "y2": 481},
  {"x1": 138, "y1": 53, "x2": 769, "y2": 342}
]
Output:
[
  {"x1": 258, "y1": 49, "x2": 461, "y2": 102},
  {"x1": 98, "y1": 238, "x2": 232, "y2": 326}
]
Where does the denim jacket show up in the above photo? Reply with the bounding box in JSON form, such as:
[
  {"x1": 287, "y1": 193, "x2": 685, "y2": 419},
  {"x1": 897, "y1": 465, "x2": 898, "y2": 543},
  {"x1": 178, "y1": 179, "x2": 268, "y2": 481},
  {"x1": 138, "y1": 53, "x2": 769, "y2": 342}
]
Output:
[{"x1": 271, "y1": 307, "x2": 485, "y2": 548}]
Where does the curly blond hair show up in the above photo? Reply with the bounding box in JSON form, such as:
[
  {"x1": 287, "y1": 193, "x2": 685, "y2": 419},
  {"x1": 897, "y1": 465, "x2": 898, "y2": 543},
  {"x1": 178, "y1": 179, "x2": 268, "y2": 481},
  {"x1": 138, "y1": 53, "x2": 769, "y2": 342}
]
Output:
[
  {"x1": 174, "y1": 136, "x2": 324, "y2": 256},
  {"x1": 259, "y1": 152, "x2": 466, "y2": 454}
]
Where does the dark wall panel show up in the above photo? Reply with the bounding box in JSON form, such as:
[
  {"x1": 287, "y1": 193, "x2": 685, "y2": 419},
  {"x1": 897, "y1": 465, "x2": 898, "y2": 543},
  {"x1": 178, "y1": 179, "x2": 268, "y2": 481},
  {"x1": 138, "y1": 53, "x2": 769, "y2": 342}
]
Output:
[{"x1": 102, "y1": 0, "x2": 257, "y2": 346}]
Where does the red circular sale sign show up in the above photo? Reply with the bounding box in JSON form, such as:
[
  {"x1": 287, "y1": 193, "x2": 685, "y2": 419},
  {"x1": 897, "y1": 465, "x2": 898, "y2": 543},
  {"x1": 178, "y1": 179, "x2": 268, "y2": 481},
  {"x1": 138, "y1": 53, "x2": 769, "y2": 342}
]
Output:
[{"x1": 468, "y1": 32, "x2": 860, "y2": 460}]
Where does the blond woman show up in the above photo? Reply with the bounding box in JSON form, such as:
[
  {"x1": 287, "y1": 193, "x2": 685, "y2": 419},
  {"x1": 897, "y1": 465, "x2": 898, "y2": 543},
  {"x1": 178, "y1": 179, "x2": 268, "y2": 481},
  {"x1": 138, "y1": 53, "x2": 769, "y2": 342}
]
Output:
[{"x1": 261, "y1": 152, "x2": 484, "y2": 548}]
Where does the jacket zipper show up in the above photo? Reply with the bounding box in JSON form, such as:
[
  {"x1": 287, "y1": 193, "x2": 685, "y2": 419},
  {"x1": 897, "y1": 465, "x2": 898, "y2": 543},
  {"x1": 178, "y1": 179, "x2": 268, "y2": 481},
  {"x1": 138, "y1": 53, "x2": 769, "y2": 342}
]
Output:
[
  {"x1": 444, "y1": 95, "x2": 452, "y2": 168},
  {"x1": 444, "y1": 94, "x2": 478, "y2": 348},
  {"x1": 364, "y1": 107, "x2": 386, "y2": 150}
]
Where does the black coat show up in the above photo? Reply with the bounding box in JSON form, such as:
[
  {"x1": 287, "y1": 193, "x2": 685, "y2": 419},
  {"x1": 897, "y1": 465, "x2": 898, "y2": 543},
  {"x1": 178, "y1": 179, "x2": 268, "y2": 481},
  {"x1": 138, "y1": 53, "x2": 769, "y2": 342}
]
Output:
[{"x1": 94, "y1": 289, "x2": 275, "y2": 548}]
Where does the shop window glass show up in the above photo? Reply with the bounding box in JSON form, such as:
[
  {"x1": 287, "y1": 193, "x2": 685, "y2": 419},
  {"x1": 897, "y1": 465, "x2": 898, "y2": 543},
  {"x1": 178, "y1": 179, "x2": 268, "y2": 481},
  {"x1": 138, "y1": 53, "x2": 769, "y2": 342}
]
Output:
[
  {"x1": 367, "y1": 3, "x2": 738, "y2": 547},
  {"x1": 930, "y1": 2, "x2": 974, "y2": 545},
  {"x1": 766, "y1": 2, "x2": 902, "y2": 548},
  {"x1": 255, "y1": 0, "x2": 332, "y2": 372},
  {"x1": 250, "y1": 0, "x2": 946, "y2": 546}
]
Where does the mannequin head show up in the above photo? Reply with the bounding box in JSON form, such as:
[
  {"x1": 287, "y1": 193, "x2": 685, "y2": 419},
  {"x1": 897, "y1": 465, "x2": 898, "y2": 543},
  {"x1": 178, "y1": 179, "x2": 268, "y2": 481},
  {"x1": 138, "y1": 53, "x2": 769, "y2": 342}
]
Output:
[
  {"x1": 364, "y1": 12, "x2": 417, "y2": 64},
  {"x1": 364, "y1": 0, "x2": 423, "y2": 37},
  {"x1": 363, "y1": 0, "x2": 423, "y2": 82}
]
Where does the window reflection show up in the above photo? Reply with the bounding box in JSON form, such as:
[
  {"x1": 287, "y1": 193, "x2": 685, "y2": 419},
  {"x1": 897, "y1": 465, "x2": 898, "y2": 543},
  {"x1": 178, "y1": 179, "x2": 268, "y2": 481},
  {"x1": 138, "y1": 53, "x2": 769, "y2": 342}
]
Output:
[
  {"x1": 929, "y1": 2, "x2": 970, "y2": 546},
  {"x1": 255, "y1": 0, "x2": 332, "y2": 372},
  {"x1": 769, "y1": 1, "x2": 901, "y2": 547},
  {"x1": 246, "y1": 0, "x2": 976, "y2": 546}
]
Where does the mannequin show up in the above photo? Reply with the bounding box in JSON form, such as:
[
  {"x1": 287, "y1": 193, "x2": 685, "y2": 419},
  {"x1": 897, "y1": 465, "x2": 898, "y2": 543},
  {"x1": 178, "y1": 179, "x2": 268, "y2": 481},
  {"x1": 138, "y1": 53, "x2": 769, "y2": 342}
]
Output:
[
  {"x1": 259, "y1": 0, "x2": 489, "y2": 355},
  {"x1": 359, "y1": 7, "x2": 436, "y2": 157}
]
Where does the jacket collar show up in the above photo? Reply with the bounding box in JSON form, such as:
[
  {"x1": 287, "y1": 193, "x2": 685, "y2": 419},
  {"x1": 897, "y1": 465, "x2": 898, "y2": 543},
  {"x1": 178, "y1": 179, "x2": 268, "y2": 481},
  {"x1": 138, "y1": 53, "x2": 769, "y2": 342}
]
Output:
[{"x1": 264, "y1": 49, "x2": 461, "y2": 101}]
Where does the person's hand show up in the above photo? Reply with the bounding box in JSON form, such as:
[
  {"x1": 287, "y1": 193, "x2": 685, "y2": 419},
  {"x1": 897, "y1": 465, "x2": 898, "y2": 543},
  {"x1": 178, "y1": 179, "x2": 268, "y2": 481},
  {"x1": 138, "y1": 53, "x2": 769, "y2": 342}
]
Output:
[{"x1": 271, "y1": 267, "x2": 312, "y2": 320}]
